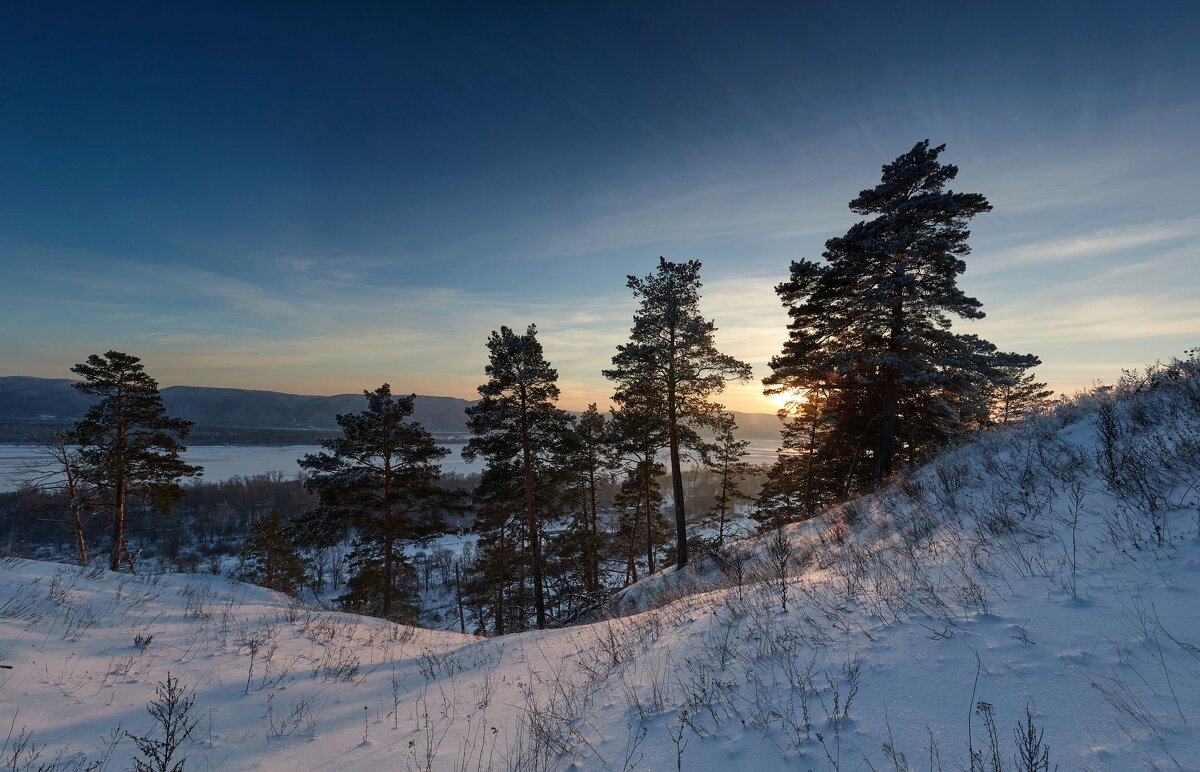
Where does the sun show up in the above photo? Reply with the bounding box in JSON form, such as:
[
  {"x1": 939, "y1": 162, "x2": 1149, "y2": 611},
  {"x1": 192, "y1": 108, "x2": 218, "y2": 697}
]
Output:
[{"x1": 766, "y1": 388, "x2": 807, "y2": 411}]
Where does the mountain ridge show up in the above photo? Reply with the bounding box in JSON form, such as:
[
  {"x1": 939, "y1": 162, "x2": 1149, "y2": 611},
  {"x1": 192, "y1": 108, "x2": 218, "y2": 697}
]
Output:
[{"x1": 0, "y1": 375, "x2": 783, "y2": 440}]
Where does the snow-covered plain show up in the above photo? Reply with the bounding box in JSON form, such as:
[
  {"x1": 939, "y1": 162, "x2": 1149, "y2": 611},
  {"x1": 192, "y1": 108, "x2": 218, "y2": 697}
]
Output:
[{"x1": 3, "y1": 371, "x2": 1200, "y2": 770}]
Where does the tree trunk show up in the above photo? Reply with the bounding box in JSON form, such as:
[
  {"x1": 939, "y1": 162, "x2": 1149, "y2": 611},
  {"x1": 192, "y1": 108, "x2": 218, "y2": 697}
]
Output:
[
  {"x1": 265, "y1": 528, "x2": 276, "y2": 589},
  {"x1": 875, "y1": 257, "x2": 907, "y2": 483},
  {"x1": 645, "y1": 470, "x2": 655, "y2": 576},
  {"x1": 72, "y1": 500, "x2": 88, "y2": 566},
  {"x1": 59, "y1": 439, "x2": 89, "y2": 566},
  {"x1": 588, "y1": 466, "x2": 599, "y2": 591},
  {"x1": 804, "y1": 415, "x2": 818, "y2": 518},
  {"x1": 626, "y1": 502, "x2": 639, "y2": 585},
  {"x1": 495, "y1": 528, "x2": 506, "y2": 636},
  {"x1": 382, "y1": 456, "x2": 394, "y2": 618},
  {"x1": 455, "y1": 562, "x2": 466, "y2": 635},
  {"x1": 667, "y1": 404, "x2": 688, "y2": 569},
  {"x1": 716, "y1": 464, "x2": 728, "y2": 547},
  {"x1": 518, "y1": 395, "x2": 547, "y2": 629},
  {"x1": 875, "y1": 380, "x2": 897, "y2": 482},
  {"x1": 110, "y1": 475, "x2": 125, "y2": 572}
]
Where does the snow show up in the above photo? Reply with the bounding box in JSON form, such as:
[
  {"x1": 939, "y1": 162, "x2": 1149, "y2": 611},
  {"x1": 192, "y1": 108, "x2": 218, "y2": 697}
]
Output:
[{"x1": 3, "y1": 376, "x2": 1200, "y2": 769}]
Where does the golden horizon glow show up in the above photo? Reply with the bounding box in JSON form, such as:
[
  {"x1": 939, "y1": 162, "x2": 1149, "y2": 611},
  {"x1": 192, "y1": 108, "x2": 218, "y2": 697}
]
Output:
[{"x1": 766, "y1": 388, "x2": 807, "y2": 412}]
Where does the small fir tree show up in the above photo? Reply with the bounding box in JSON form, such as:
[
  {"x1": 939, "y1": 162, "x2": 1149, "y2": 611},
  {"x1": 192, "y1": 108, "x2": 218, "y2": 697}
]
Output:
[
  {"x1": 569, "y1": 404, "x2": 610, "y2": 593},
  {"x1": 299, "y1": 384, "x2": 450, "y2": 623},
  {"x1": 988, "y1": 366, "x2": 1054, "y2": 425},
  {"x1": 242, "y1": 509, "x2": 306, "y2": 595},
  {"x1": 702, "y1": 411, "x2": 751, "y2": 546},
  {"x1": 752, "y1": 454, "x2": 809, "y2": 531}
]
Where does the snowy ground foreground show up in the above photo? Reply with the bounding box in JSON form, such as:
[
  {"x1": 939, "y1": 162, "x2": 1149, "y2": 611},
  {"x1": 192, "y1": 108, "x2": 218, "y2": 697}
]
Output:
[{"x1": 3, "y1": 374, "x2": 1200, "y2": 770}]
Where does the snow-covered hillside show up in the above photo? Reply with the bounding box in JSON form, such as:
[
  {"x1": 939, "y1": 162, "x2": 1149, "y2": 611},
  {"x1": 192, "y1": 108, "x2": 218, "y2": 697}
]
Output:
[{"x1": 3, "y1": 363, "x2": 1200, "y2": 770}]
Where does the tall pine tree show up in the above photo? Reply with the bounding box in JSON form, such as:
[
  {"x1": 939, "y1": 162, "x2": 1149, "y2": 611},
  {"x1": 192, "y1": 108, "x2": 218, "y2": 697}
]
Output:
[
  {"x1": 71, "y1": 351, "x2": 201, "y2": 571},
  {"x1": 605, "y1": 258, "x2": 751, "y2": 569},
  {"x1": 463, "y1": 324, "x2": 572, "y2": 630}
]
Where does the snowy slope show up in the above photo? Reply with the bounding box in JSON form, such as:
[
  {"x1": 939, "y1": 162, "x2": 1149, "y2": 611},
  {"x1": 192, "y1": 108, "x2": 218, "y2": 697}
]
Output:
[{"x1": 3, "y1": 368, "x2": 1200, "y2": 770}]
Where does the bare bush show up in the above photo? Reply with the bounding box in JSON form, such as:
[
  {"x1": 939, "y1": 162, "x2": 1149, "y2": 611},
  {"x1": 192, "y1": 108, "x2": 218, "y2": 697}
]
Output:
[{"x1": 126, "y1": 672, "x2": 198, "y2": 772}]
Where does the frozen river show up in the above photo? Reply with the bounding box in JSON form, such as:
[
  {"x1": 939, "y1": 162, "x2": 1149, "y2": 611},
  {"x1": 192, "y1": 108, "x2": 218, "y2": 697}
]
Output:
[
  {"x1": 0, "y1": 444, "x2": 484, "y2": 492},
  {"x1": 0, "y1": 438, "x2": 782, "y2": 492}
]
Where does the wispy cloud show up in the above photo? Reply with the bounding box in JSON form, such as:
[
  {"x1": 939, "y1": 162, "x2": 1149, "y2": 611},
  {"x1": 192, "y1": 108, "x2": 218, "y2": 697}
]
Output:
[{"x1": 999, "y1": 219, "x2": 1200, "y2": 265}]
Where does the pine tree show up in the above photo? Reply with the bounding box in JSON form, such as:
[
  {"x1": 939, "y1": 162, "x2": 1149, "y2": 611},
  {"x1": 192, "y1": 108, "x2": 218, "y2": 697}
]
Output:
[
  {"x1": 604, "y1": 258, "x2": 751, "y2": 569},
  {"x1": 70, "y1": 351, "x2": 201, "y2": 571},
  {"x1": 463, "y1": 324, "x2": 572, "y2": 630},
  {"x1": 242, "y1": 509, "x2": 306, "y2": 595},
  {"x1": 299, "y1": 384, "x2": 449, "y2": 622},
  {"x1": 608, "y1": 390, "x2": 671, "y2": 578},
  {"x1": 463, "y1": 461, "x2": 526, "y2": 635},
  {"x1": 766, "y1": 141, "x2": 1039, "y2": 490},
  {"x1": 611, "y1": 460, "x2": 667, "y2": 584},
  {"x1": 752, "y1": 454, "x2": 808, "y2": 531},
  {"x1": 556, "y1": 403, "x2": 610, "y2": 594},
  {"x1": 703, "y1": 411, "x2": 751, "y2": 547},
  {"x1": 987, "y1": 366, "x2": 1054, "y2": 425}
]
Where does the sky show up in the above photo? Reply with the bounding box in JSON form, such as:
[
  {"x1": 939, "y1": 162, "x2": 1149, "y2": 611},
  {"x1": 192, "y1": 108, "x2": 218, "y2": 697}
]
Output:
[{"x1": 1, "y1": 1, "x2": 1198, "y2": 413}]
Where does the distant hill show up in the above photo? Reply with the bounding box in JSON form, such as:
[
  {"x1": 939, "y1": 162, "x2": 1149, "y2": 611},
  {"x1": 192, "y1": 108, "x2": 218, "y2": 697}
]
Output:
[
  {"x1": 0, "y1": 376, "x2": 783, "y2": 443},
  {"x1": 0, "y1": 376, "x2": 473, "y2": 441}
]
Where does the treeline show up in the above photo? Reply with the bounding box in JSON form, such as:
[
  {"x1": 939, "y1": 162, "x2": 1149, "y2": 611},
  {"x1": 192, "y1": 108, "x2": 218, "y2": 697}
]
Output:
[
  {"x1": 6, "y1": 140, "x2": 1053, "y2": 636},
  {"x1": 0, "y1": 473, "x2": 310, "y2": 566}
]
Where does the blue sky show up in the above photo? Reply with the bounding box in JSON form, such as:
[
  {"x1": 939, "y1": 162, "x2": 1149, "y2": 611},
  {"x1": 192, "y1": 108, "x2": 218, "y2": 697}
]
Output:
[{"x1": 2, "y1": 1, "x2": 1197, "y2": 412}]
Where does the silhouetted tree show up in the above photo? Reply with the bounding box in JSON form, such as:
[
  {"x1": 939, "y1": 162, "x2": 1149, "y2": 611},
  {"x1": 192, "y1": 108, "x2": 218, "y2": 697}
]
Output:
[
  {"x1": 703, "y1": 411, "x2": 751, "y2": 546},
  {"x1": 70, "y1": 351, "x2": 201, "y2": 571},
  {"x1": 20, "y1": 432, "x2": 96, "y2": 564},
  {"x1": 463, "y1": 324, "x2": 572, "y2": 630},
  {"x1": 767, "y1": 141, "x2": 1038, "y2": 488},
  {"x1": 608, "y1": 385, "x2": 671, "y2": 578},
  {"x1": 463, "y1": 461, "x2": 526, "y2": 635},
  {"x1": 556, "y1": 403, "x2": 611, "y2": 594},
  {"x1": 605, "y1": 258, "x2": 751, "y2": 569},
  {"x1": 299, "y1": 384, "x2": 449, "y2": 622},
  {"x1": 987, "y1": 366, "x2": 1054, "y2": 425}
]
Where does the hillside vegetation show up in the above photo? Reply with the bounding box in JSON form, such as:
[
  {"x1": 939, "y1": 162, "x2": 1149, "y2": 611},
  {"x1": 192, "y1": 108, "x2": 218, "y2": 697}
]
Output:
[{"x1": 2, "y1": 361, "x2": 1199, "y2": 770}]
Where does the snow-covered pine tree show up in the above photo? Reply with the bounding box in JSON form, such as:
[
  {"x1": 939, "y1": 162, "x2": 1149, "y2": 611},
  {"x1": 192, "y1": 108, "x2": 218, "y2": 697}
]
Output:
[
  {"x1": 299, "y1": 384, "x2": 450, "y2": 623},
  {"x1": 604, "y1": 258, "x2": 751, "y2": 569},
  {"x1": 767, "y1": 141, "x2": 1039, "y2": 489},
  {"x1": 70, "y1": 351, "x2": 201, "y2": 571}
]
